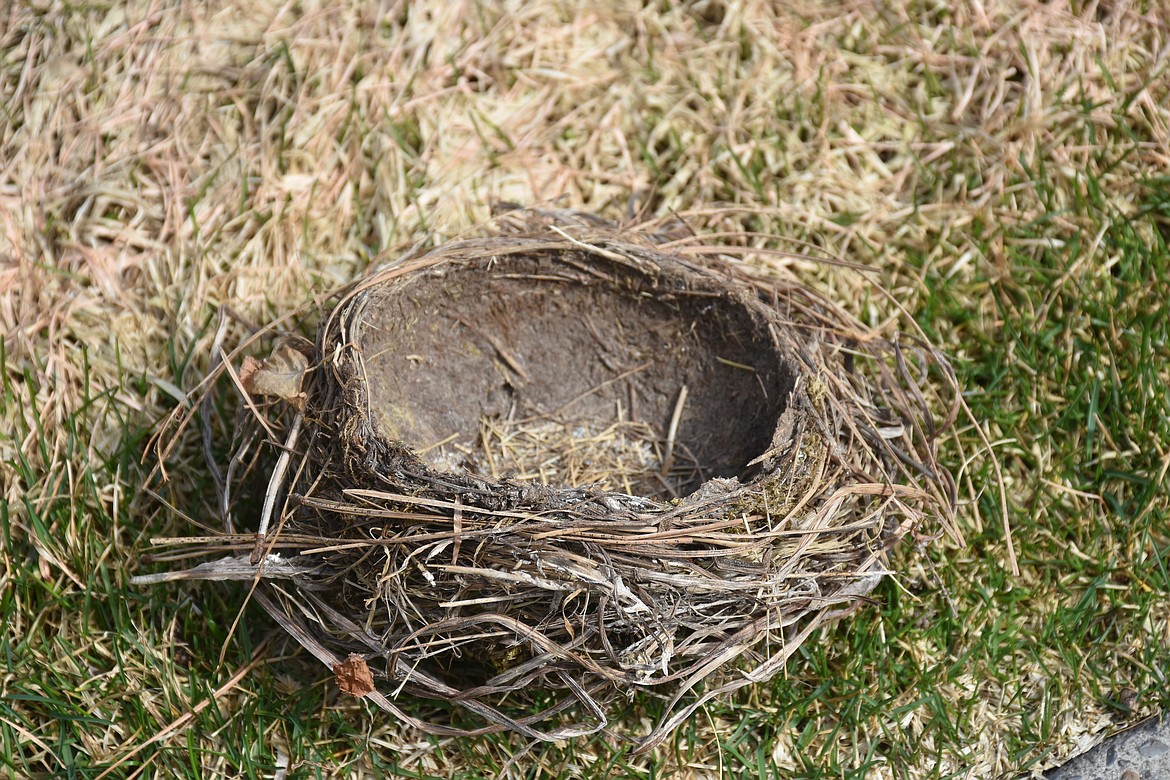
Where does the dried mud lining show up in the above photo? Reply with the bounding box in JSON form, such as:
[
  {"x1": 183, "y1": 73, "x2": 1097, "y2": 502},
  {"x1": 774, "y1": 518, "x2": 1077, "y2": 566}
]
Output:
[
  {"x1": 357, "y1": 248, "x2": 794, "y2": 499},
  {"x1": 142, "y1": 214, "x2": 956, "y2": 752}
]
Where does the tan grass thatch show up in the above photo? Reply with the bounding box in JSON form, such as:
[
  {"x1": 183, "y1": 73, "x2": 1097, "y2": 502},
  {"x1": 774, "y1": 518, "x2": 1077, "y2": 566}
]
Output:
[{"x1": 135, "y1": 208, "x2": 957, "y2": 751}]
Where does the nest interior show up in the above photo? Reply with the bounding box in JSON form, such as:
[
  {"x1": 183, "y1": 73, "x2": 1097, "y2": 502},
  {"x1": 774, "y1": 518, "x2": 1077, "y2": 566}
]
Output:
[{"x1": 356, "y1": 250, "x2": 796, "y2": 499}]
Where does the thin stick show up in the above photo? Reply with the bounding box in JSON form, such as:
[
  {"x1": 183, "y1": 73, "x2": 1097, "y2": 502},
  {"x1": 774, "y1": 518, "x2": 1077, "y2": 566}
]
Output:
[
  {"x1": 219, "y1": 346, "x2": 278, "y2": 444},
  {"x1": 452, "y1": 498, "x2": 464, "y2": 566},
  {"x1": 661, "y1": 384, "x2": 688, "y2": 478},
  {"x1": 458, "y1": 317, "x2": 530, "y2": 382},
  {"x1": 253, "y1": 411, "x2": 303, "y2": 565}
]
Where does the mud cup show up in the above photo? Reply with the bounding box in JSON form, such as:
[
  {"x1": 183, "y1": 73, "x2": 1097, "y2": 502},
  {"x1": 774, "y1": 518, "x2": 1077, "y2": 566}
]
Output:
[{"x1": 342, "y1": 244, "x2": 800, "y2": 501}]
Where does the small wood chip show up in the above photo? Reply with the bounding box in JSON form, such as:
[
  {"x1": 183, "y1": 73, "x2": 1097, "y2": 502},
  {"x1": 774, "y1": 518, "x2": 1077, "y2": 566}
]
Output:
[{"x1": 332, "y1": 653, "x2": 375, "y2": 697}]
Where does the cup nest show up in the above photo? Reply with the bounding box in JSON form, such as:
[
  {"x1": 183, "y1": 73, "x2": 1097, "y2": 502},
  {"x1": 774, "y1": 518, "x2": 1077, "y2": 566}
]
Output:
[{"x1": 138, "y1": 208, "x2": 958, "y2": 752}]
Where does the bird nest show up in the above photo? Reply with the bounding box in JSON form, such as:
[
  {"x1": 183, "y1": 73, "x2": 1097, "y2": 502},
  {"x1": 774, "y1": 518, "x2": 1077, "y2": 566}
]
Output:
[{"x1": 138, "y1": 209, "x2": 958, "y2": 752}]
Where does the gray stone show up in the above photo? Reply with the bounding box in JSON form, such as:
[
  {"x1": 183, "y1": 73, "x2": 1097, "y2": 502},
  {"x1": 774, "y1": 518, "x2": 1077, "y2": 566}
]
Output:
[{"x1": 1044, "y1": 716, "x2": 1170, "y2": 780}]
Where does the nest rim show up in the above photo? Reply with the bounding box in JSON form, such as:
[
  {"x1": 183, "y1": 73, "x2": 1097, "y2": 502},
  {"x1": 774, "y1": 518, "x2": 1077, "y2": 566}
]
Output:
[{"x1": 324, "y1": 234, "x2": 812, "y2": 513}]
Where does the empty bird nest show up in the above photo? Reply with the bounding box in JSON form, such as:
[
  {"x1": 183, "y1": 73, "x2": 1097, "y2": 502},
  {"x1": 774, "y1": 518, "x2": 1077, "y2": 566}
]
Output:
[{"x1": 138, "y1": 207, "x2": 961, "y2": 752}]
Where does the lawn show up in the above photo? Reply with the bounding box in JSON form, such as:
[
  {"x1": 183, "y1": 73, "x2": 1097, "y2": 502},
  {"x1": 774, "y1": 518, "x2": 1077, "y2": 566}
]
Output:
[{"x1": 1, "y1": 0, "x2": 1168, "y2": 778}]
